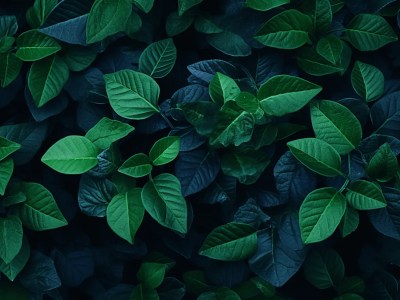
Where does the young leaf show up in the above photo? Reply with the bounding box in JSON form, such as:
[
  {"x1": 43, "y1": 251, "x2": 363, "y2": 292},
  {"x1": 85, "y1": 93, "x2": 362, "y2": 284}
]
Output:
[
  {"x1": 104, "y1": 70, "x2": 160, "y2": 120},
  {"x1": 199, "y1": 222, "x2": 258, "y2": 261},
  {"x1": 344, "y1": 14, "x2": 398, "y2": 51},
  {"x1": 0, "y1": 52, "x2": 22, "y2": 88},
  {"x1": 15, "y1": 30, "x2": 61, "y2": 61},
  {"x1": 0, "y1": 236, "x2": 30, "y2": 281},
  {"x1": 311, "y1": 100, "x2": 362, "y2": 155},
  {"x1": 106, "y1": 188, "x2": 145, "y2": 244},
  {"x1": 0, "y1": 216, "x2": 23, "y2": 264},
  {"x1": 141, "y1": 173, "x2": 187, "y2": 234},
  {"x1": 86, "y1": 0, "x2": 131, "y2": 44},
  {"x1": 258, "y1": 75, "x2": 322, "y2": 117},
  {"x1": 339, "y1": 206, "x2": 359, "y2": 238},
  {"x1": 254, "y1": 9, "x2": 312, "y2": 49},
  {"x1": 13, "y1": 182, "x2": 67, "y2": 231},
  {"x1": 178, "y1": 0, "x2": 203, "y2": 16},
  {"x1": 304, "y1": 249, "x2": 345, "y2": 289},
  {"x1": 316, "y1": 35, "x2": 343, "y2": 64},
  {"x1": 138, "y1": 39, "x2": 177, "y2": 78},
  {"x1": 28, "y1": 55, "x2": 69, "y2": 107},
  {"x1": 41, "y1": 135, "x2": 98, "y2": 174},
  {"x1": 351, "y1": 61, "x2": 384, "y2": 102},
  {"x1": 149, "y1": 136, "x2": 180, "y2": 166},
  {"x1": 366, "y1": 143, "x2": 398, "y2": 182},
  {"x1": 118, "y1": 153, "x2": 153, "y2": 178},
  {"x1": 300, "y1": 188, "x2": 346, "y2": 244},
  {"x1": 85, "y1": 117, "x2": 134, "y2": 150},
  {"x1": 137, "y1": 262, "x2": 167, "y2": 289},
  {"x1": 245, "y1": 0, "x2": 289, "y2": 11},
  {"x1": 0, "y1": 136, "x2": 21, "y2": 161},
  {"x1": 209, "y1": 72, "x2": 241, "y2": 106},
  {"x1": 132, "y1": 0, "x2": 154, "y2": 13},
  {"x1": 346, "y1": 180, "x2": 387, "y2": 210},
  {"x1": 287, "y1": 138, "x2": 342, "y2": 177},
  {"x1": 0, "y1": 158, "x2": 13, "y2": 196}
]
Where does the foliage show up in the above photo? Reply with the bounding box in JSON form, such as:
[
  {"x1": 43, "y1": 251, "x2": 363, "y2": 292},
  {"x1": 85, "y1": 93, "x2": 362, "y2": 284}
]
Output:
[{"x1": 0, "y1": 0, "x2": 400, "y2": 299}]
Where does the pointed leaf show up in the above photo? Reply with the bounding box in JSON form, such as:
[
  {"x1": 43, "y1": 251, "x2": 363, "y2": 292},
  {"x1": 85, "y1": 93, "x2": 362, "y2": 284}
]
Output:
[
  {"x1": 15, "y1": 30, "x2": 61, "y2": 61},
  {"x1": 0, "y1": 216, "x2": 23, "y2": 264},
  {"x1": 351, "y1": 61, "x2": 384, "y2": 102},
  {"x1": 118, "y1": 153, "x2": 153, "y2": 178},
  {"x1": 346, "y1": 180, "x2": 387, "y2": 210},
  {"x1": 149, "y1": 136, "x2": 180, "y2": 166},
  {"x1": 209, "y1": 72, "x2": 241, "y2": 106},
  {"x1": 0, "y1": 53, "x2": 22, "y2": 88}
]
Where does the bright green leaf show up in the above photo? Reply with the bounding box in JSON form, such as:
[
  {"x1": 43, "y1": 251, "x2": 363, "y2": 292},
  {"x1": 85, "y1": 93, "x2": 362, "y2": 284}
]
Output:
[
  {"x1": 297, "y1": 46, "x2": 345, "y2": 76},
  {"x1": 254, "y1": 9, "x2": 312, "y2": 49},
  {"x1": 287, "y1": 138, "x2": 342, "y2": 177},
  {"x1": 13, "y1": 182, "x2": 67, "y2": 231},
  {"x1": 351, "y1": 61, "x2": 384, "y2": 102},
  {"x1": 118, "y1": 153, "x2": 153, "y2": 178},
  {"x1": 199, "y1": 222, "x2": 258, "y2": 261},
  {"x1": 15, "y1": 30, "x2": 60, "y2": 61},
  {"x1": 141, "y1": 173, "x2": 187, "y2": 234},
  {"x1": 104, "y1": 70, "x2": 160, "y2": 120},
  {"x1": 149, "y1": 136, "x2": 180, "y2": 166},
  {"x1": 139, "y1": 38, "x2": 177, "y2": 78},
  {"x1": 300, "y1": 188, "x2": 346, "y2": 243},
  {"x1": 346, "y1": 180, "x2": 387, "y2": 210},
  {"x1": 209, "y1": 72, "x2": 241, "y2": 106},
  {"x1": 311, "y1": 100, "x2": 362, "y2": 155},
  {"x1": 258, "y1": 75, "x2": 322, "y2": 117},
  {"x1": 316, "y1": 35, "x2": 343, "y2": 64},
  {"x1": 41, "y1": 135, "x2": 98, "y2": 174},
  {"x1": 106, "y1": 188, "x2": 145, "y2": 244},
  {"x1": 85, "y1": 117, "x2": 134, "y2": 150},
  {"x1": 86, "y1": 0, "x2": 132, "y2": 44},
  {"x1": 28, "y1": 55, "x2": 69, "y2": 107},
  {"x1": 344, "y1": 14, "x2": 398, "y2": 51},
  {"x1": 0, "y1": 136, "x2": 20, "y2": 161}
]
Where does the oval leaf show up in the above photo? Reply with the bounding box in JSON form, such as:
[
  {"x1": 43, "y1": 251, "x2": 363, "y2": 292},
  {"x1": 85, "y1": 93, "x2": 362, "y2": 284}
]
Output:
[
  {"x1": 149, "y1": 136, "x2": 180, "y2": 166},
  {"x1": 346, "y1": 180, "x2": 387, "y2": 210}
]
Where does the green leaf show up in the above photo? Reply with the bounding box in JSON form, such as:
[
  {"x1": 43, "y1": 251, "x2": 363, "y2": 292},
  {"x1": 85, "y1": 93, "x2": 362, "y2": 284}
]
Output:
[
  {"x1": 304, "y1": 249, "x2": 345, "y2": 289},
  {"x1": 13, "y1": 182, "x2": 67, "y2": 230},
  {"x1": 86, "y1": 0, "x2": 132, "y2": 44},
  {"x1": 0, "y1": 52, "x2": 22, "y2": 88},
  {"x1": 85, "y1": 117, "x2": 134, "y2": 150},
  {"x1": 118, "y1": 153, "x2": 153, "y2": 178},
  {"x1": 124, "y1": 11, "x2": 142, "y2": 37},
  {"x1": 106, "y1": 188, "x2": 145, "y2": 244},
  {"x1": 0, "y1": 16, "x2": 18, "y2": 37},
  {"x1": 178, "y1": 101, "x2": 219, "y2": 136},
  {"x1": 3, "y1": 192, "x2": 26, "y2": 208},
  {"x1": 234, "y1": 277, "x2": 276, "y2": 299},
  {"x1": 183, "y1": 270, "x2": 209, "y2": 294},
  {"x1": 0, "y1": 216, "x2": 23, "y2": 264},
  {"x1": 0, "y1": 236, "x2": 30, "y2": 281},
  {"x1": 0, "y1": 282, "x2": 28, "y2": 300},
  {"x1": 28, "y1": 55, "x2": 69, "y2": 107},
  {"x1": 141, "y1": 173, "x2": 187, "y2": 234},
  {"x1": 131, "y1": 284, "x2": 159, "y2": 300},
  {"x1": 41, "y1": 135, "x2": 98, "y2": 174},
  {"x1": 245, "y1": 0, "x2": 289, "y2": 11},
  {"x1": 0, "y1": 136, "x2": 21, "y2": 161},
  {"x1": 344, "y1": 14, "x2": 398, "y2": 51},
  {"x1": 287, "y1": 138, "x2": 342, "y2": 177},
  {"x1": 149, "y1": 136, "x2": 180, "y2": 166},
  {"x1": 300, "y1": 188, "x2": 346, "y2": 243},
  {"x1": 235, "y1": 92, "x2": 263, "y2": 116},
  {"x1": 138, "y1": 39, "x2": 177, "y2": 78},
  {"x1": 258, "y1": 75, "x2": 322, "y2": 117},
  {"x1": 254, "y1": 9, "x2": 312, "y2": 49},
  {"x1": 199, "y1": 222, "x2": 258, "y2": 261},
  {"x1": 166, "y1": 11, "x2": 194, "y2": 37},
  {"x1": 137, "y1": 262, "x2": 167, "y2": 289},
  {"x1": 61, "y1": 45, "x2": 97, "y2": 72},
  {"x1": 276, "y1": 123, "x2": 307, "y2": 140},
  {"x1": 316, "y1": 35, "x2": 343, "y2": 64},
  {"x1": 132, "y1": 0, "x2": 154, "y2": 13},
  {"x1": 178, "y1": 0, "x2": 203, "y2": 16},
  {"x1": 337, "y1": 276, "x2": 365, "y2": 294},
  {"x1": 209, "y1": 72, "x2": 241, "y2": 106},
  {"x1": 194, "y1": 15, "x2": 223, "y2": 34},
  {"x1": 209, "y1": 102, "x2": 255, "y2": 147},
  {"x1": 198, "y1": 288, "x2": 241, "y2": 300},
  {"x1": 339, "y1": 206, "x2": 359, "y2": 238},
  {"x1": 297, "y1": 46, "x2": 345, "y2": 76},
  {"x1": 351, "y1": 61, "x2": 384, "y2": 102},
  {"x1": 0, "y1": 158, "x2": 13, "y2": 196},
  {"x1": 104, "y1": 70, "x2": 160, "y2": 120},
  {"x1": 26, "y1": 0, "x2": 58, "y2": 28},
  {"x1": 302, "y1": 0, "x2": 332, "y2": 33},
  {"x1": 311, "y1": 100, "x2": 362, "y2": 155},
  {"x1": 207, "y1": 31, "x2": 252, "y2": 57},
  {"x1": 366, "y1": 143, "x2": 398, "y2": 182},
  {"x1": 346, "y1": 180, "x2": 387, "y2": 210},
  {"x1": 15, "y1": 30, "x2": 61, "y2": 61},
  {"x1": 329, "y1": 0, "x2": 344, "y2": 13}
]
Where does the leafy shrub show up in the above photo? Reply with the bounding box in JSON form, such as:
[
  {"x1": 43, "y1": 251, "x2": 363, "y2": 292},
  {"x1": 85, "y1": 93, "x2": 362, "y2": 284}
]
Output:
[{"x1": 0, "y1": 0, "x2": 400, "y2": 299}]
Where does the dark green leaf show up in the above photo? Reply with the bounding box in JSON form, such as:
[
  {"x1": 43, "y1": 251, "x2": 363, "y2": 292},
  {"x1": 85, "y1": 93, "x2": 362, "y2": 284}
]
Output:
[
  {"x1": 351, "y1": 61, "x2": 384, "y2": 102},
  {"x1": 346, "y1": 180, "x2": 387, "y2": 210},
  {"x1": 118, "y1": 153, "x2": 153, "y2": 178}
]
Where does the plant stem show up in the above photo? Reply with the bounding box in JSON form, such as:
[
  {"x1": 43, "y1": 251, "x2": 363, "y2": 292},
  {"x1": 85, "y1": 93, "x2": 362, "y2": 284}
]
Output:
[{"x1": 159, "y1": 111, "x2": 174, "y2": 129}]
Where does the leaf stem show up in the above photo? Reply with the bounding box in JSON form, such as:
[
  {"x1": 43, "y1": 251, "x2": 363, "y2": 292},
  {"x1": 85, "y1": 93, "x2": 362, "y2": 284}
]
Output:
[
  {"x1": 159, "y1": 111, "x2": 174, "y2": 129},
  {"x1": 339, "y1": 154, "x2": 352, "y2": 193}
]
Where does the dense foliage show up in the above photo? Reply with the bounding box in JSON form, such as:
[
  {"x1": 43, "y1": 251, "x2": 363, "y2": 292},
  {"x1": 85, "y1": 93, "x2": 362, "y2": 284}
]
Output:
[{"x1": 1, "y1": 0, "x2": 400, "y2": 299}]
